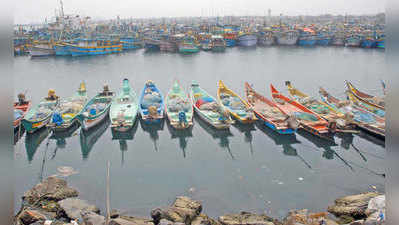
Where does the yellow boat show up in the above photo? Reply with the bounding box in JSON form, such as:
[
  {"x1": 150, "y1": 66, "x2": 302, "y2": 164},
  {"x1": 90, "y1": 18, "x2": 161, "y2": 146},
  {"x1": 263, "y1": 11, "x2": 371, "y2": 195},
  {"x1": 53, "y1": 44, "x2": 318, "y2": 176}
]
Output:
[
  {"x1": 346, "y1": 81, "x2": 385, "y2": 118},
  {"x1": 217, "y1": 80, "x2": 257, "y2": 124},
  {"x1": 285, "y1": 81, "x2": 354, "y2": 131}
]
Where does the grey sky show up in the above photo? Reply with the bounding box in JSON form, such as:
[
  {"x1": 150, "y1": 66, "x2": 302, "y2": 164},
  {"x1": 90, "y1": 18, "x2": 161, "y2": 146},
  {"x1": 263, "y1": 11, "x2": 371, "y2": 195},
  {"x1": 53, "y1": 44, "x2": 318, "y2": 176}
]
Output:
[{"x1": 14, "y1": 0, "x2": 385, "y2": 24}]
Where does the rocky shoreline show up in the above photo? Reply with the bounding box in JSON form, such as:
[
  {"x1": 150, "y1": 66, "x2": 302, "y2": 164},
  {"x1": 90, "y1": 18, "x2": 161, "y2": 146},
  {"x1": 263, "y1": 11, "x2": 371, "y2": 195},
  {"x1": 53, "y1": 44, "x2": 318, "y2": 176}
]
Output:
[{"x1": 14, "y1": 176, "x2": 385, "y2": 225}]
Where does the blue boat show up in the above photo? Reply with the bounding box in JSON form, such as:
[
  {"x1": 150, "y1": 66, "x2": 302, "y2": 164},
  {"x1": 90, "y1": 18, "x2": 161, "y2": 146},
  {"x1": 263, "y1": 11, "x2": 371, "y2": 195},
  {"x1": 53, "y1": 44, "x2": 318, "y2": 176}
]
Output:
[
  {"x1": 54, "y1": 43, "x2": 72, "y2": 56},
  {"x1": 144, "y1": 38, "x2": 161, "y2": 51},
  {"x1": 345, "y1": 35, "x2": 361, "y2": 47},
  {"x1": 67, "y1": 39, "x2": 122, "y2": 57},
  {"x1": 297, "y1": 29, "x2": 317, "y2": 46},
  {"x1": 238, "y1": 33, "x2": 257, "y2": 47},
  {"x1": 316, "y1": 33, "x2": 331, "y2": 46},
  {"x1": 361, "y1": 38, "x2": 376, "y2": 48},
  {"x1": 375, "y1": 34, "x2": 385, "y2": 49},
  {"x1": 139, "y1": 80, "x2": 164, "y2": 124},
  {"x1": 120, "y1": 37, "x2": 142, "y2": 50}
]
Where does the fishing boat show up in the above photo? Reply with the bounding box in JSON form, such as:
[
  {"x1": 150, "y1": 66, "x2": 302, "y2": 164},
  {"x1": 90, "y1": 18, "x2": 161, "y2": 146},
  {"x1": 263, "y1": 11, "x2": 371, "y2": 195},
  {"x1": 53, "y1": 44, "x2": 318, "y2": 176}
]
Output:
[
  {"x1": 245, "y1": 82, "x2": 297, "y2": 134},
  {"x1": 237, "y1": 33, "x2": 257, "y2": 47},
  {"x1": 54, "y1": 42, "x2": 72, "y2": 56},
  {"x1": 297, "y1": 29, "x2": 317, "y2": 46},
  {"x1": 120, "y1": 36, "x2": 142, "y2": 50},
  {"x1": 139, "y1": 80, "x2": 165, "y2": 124},
  {"x1": 165, "y1": 80, "x2": 193, "y2": 129},
  {"x1": 14, "y1": 94, "x2": 31, "y2": 132},
  {"x1": 211, "y1": 35, "x2": 226, "y2": 52},
  {"x1": 217, "y1": 81, "x2": 256, "y2": 124},
  {"x1": 29, "y1": 43, "x2": 55, "y2": 57},
  {"x1": 345, "y1": 35, "x2": 361, "y2": 47},
  {"x1": 316, "y1": 32, "x2": 331, "y2": 46},
  {"x1": 319, "y1": 87, "x2": 385, "y2": 138},
  {"x1": 270, "y1": 84, "x2": 333, "y2": 139},
  {"x1": 78, "y1": 86, "x2": 114, "y2": 131},
  {"x1": 47, "y1": 82, "x2": 87, "y2": 132},
  {"x1": 144, "y1": 38, "x2": 161, "y2": 51},
  {"x1": 178, "y1": 39, "x2": 199, "y2": 54},
  {"x1": 275, "y1": 30, "x2": 299, "y2": 45},
  {"x1": 331, "y1": 33, "x2": 345, "y2": 46},
  {"x1": 346, "y1": 81, "x2": 385, "y2": 117},
  {"x1": 66, "y1": 39, "x2": 122, "y2": 56},
  {"x1": 190, "y1": 81, "x2": 233, "y2": 129},
  {"x1": 257, "y1": 30, "x2": 275, "y2": 46},
  {"x1": 285, "y1": 81, "x2": 353, "y2": 132},
  {"x1": 200, "y1": 39, "x2": 212, "y2": 51},
  {"x1": 21, "y1": 91, "x2": 59, "y2": 133},
  {"x1": 109, "y1": 78, "x2": 138, "y2": 131},
  {"x1": 375, "y1": 34, "x2": 385, "y2": 49},
  {"x1": 223, "y1": 31, "x2": 237, "y2": 47}
]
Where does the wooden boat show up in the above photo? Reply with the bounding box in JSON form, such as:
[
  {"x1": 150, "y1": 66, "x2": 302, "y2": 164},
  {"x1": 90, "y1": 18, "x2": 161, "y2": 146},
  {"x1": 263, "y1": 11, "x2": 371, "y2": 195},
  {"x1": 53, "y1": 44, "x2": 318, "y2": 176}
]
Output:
[
  {"x1": 78, "y1": 87, "x2": 114, "y2": 131},
  {"x1": 47, "y1": 82, "x2": 88, "y2": 132},
  {"x1": 245, "y1": 82, "x2": 297, "y2": 134},
  {"x1": 165, "y1": 80, "x2": 193, "y2": 129},
  {"x1": 285, "y1": 81, "x2": 353, "y2": 131},
  {"x1": 217, "y1": 80, "x2": 256, "y2": 124},
  {"x1": 14, "y1": 96, "x2": 31, "y2": 132},
  {"x1": 190, "y1": 81, "x2": 233, "y2": 129},
  {"x1": 110, "y1": 79, "x2": 138, "y2": 131},
  {"x1": 270, "y1": 84, "x2": 333, "y2": 139},
  {"x1": 139, "y1": 80, "x2": 165, "y2": 124},
  {"x1": 346, "y1": 81, "x2": 385, "y2": 116},
  {"x1": 21, "y1": 94, "x2": 59, "y2": 133},
  {"x1": 319, "y1": 87, "x2": 385, "y2": 138}
]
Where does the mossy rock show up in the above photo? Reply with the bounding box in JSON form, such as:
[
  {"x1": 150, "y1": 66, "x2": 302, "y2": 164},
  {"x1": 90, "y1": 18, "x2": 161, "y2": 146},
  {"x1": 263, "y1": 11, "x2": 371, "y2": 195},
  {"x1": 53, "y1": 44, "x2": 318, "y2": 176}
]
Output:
[{"x1": 337, "y1": 215, "x2": 355, "y2": 224}]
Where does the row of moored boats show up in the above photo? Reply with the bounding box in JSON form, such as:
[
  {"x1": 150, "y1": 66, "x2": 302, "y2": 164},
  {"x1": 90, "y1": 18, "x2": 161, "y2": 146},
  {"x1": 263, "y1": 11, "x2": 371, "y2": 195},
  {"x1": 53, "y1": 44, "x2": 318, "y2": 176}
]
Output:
[{"x1": 14, "y1": 79, "x2": 385, "y2": 141}]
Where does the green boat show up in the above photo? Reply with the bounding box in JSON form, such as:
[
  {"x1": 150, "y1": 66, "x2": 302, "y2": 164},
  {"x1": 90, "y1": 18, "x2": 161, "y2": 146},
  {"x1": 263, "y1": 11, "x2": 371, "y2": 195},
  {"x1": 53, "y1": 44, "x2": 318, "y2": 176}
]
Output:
[
  {"x1": 165, "y1": 80, "x2": 194, "y2": 129},
  {"x1": 47, "y1": 82, "x2": 88, "y2": 132},
  {"x1": 109, "y1": 78, "x2": 138, "y2": 132},
  {"x1": 21, "y1": 94, "x2": 59, "y2": 133},
  {"x1": 190, "y1": 81, "x2": 233, "y2": 129},
  {"x1": 178, "y1": 40, "x2": 199, "y2": 54},
  {"x1": 78, "y1": 86, "x2": 114, "y2": 131}
]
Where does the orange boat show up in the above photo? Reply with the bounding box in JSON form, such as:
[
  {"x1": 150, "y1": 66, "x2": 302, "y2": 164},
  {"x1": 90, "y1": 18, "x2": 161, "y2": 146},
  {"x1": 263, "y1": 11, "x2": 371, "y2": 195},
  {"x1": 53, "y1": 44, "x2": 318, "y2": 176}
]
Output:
[
  {"x1": 14, "y1": 98, "x2": 31, "y2": 131},
  {"x1": 270, "y1": 84, "x2": 333, "y2": 140}
]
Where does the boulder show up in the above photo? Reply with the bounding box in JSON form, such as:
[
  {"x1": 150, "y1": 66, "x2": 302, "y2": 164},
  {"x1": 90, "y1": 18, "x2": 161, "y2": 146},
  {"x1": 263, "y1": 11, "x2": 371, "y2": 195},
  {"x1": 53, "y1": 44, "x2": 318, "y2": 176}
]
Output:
[
  {"x1": 58, "y1": 198, "x2": 100, "y2": 221},
  {"x1": 327, "y1": 192, "x2": 380, "y2": 219},
  {"x1": 191, "y1": 213, "x2": 221, "y2": 225},
  {"x1": 365, "y1": 195, "x2": 385, "y2": 219},
  {"x1": 82, "y1": 211, "x2": 106, "y2": 225},
  {"x1": 151, "y1": 196, "x2": 202, "y2": 225},
  {"x1": 109, "y1": 216, "x2": 154, "y2": 225},
  {"x1": 218, "y1": 211, "x2": 280, "y2": 225},
  {"x1": 17, "y1": 209, "x2": 48, "y2": 225},
  {"x1": 282, "y1": 209, "x2": 336, "y2": 225},
  {"x1": 23, "y1": 177, "x2": 79, "y2": 205}
]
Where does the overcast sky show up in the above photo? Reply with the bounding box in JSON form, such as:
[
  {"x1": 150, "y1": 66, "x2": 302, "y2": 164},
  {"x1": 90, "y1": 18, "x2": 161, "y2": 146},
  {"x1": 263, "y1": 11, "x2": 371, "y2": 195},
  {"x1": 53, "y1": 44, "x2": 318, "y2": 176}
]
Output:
[{"x1": 14, "y1": 0, "x2": 385, "y2": 24}]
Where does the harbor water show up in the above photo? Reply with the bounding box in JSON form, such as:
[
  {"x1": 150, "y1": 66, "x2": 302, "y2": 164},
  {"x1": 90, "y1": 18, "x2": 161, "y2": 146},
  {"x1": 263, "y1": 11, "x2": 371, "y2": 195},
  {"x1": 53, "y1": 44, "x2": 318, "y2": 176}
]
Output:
[{"x1": 14, "y1": 46, "x2": 385, "y2": 219}]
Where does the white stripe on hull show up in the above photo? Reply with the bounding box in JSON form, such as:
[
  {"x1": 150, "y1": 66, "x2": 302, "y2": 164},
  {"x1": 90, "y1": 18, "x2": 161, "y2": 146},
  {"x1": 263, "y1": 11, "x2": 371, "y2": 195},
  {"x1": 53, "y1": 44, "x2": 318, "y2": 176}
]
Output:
[{"x1": 81, "y1": 111, "x2": 108, "y2": 131}]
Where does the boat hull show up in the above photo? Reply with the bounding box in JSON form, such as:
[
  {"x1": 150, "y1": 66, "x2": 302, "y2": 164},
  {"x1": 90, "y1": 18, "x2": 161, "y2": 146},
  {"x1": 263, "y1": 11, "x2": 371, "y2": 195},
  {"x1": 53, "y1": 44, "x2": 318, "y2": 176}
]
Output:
[
  {"x1": 80, "y1": 109, "x2": 110, "y2": 131},
  {"x1": 238, "y1": 35, "x2": 257, "y2": 47},
  {"x1": 22, "y1": 116, "x2": 52, "y2": 133}
]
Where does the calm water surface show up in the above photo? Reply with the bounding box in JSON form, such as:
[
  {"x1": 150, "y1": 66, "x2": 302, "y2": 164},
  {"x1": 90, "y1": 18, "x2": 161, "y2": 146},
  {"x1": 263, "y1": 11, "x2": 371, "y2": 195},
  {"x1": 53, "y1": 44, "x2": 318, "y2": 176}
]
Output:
[{"x1": 14, "y1": 47, "x2": 386, "y2": 219}]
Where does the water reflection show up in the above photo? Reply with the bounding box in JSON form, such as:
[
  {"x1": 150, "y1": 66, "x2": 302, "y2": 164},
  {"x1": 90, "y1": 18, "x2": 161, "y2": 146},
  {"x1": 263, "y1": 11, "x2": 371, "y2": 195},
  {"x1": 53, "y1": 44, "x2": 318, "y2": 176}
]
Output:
[
  {"x1": 111, "y1": 120, "x2": 139, "y2": 165},
  {"x1": 255, "y1": 121, "x2": 312, "y2": 169},
  {"x1": 48, "y1": 122, "x2": 80, "y2": 159},
  {"x1": 139, "y1": 118, "x2": 165, "y2": 152},
  {"x1": 194, "y1": 115, "x2": 234, "y2": 160},
  {"x1": 14, "y1": 126, "x2": 25, "y2": 145},
  {"x1": 80, "y1": 117, "x2": 110, "y2": 160},
  {"x1": 166, "y1": 120, "x2": 193, "y2": 158},
  {"x1": 356, "y1": 130, "x2": 385, "y2": 148},
  {"x1": 232, "y1": 123, "x2": 255, "y2": 156},
  {"x1": 25, "y1": 127, "x2": 50, "y2": 163},
  {"x1": 296, "y1": 129, "x2": 354, "y2": 171}
]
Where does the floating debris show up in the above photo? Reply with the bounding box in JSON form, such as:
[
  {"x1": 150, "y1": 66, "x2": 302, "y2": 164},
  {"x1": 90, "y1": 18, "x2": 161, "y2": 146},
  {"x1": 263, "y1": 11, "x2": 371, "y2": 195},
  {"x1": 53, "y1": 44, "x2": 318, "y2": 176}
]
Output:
[{"x1": 57, "y1": 166, "x2": 78, "y2": 177}]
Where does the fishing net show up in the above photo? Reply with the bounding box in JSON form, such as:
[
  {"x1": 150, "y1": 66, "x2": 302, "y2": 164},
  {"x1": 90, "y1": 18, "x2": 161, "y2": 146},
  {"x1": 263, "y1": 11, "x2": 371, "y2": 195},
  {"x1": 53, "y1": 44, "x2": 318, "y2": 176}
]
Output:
[
  {"x1": 168, "y1": 97, "x2": 191, "y2": 112},
  {"x1": 294, "y1": 112, "x2": 319, "y2": 122}
]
